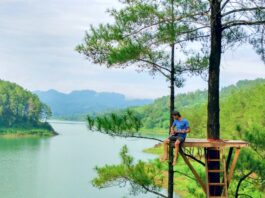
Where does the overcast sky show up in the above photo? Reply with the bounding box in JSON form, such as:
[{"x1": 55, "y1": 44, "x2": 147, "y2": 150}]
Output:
[{"x1": 0, "y1": 0, "x2": 264, "y2": 99}]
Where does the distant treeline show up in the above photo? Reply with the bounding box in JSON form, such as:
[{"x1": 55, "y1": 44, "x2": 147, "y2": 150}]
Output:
[
  {"x1": 126, "y1": 78, "x2": 265, "y2": 138},
  {"x1": 0, "y1": 80, "x2": 52, "y2": 130}
]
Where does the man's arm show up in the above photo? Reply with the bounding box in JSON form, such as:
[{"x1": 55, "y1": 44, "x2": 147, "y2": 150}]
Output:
[
  {"x1": 170, "y1": 126, "x2": 175, "y2": 135},
  {"x1": 185, "y1": 127, "x2": 191, "y2": 133},
  {"x1": 170, "y1": 122, "x2": 176, "y2": 135}
]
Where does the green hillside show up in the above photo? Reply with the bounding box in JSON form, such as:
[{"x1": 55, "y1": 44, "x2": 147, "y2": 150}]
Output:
[
  {"x1": 0, "y1": 80, "x2": 55, "y2": 136},
  {"x1": 88, "y1": 78, "x2": 265, "y2": 197},
  {"x1": 132, "y1": 78, "x2": 265, "y2": 139}
]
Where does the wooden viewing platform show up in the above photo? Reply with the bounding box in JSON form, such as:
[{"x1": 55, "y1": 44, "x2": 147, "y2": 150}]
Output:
[
  {"x1": 176, "y1": 138, "x2": 248, "y2": 198},
  {"x1": 183, "y1": 138, "x2": 248, "y2": 148}
]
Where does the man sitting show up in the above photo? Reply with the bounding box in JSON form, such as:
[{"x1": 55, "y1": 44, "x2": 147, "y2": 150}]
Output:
[{"x1": 161, "y1": 111, "x2": 191, "y2": 165}]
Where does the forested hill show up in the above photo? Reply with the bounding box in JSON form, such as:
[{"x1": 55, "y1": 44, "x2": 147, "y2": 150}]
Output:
[
  {"x1": 35, "y1": 89, "x2": 153, "y2": 120},
  {"x1": 0, "y1": 80, "x2": 54, "y2": 136},
  {"x1": 132, "y1": 78, "x2": 265, "y2": 138}
]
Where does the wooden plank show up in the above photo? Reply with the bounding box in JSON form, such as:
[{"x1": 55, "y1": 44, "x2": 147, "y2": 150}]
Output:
[
  {"x1": 180, "y1": 150, "x2": 207, "y2": 194},
  {"x1": 208, "y1": 159, "x2": 221, "y2": 162},
  {"x1": 221, "y1": 148, "x2": 228, "y2": 197},
  {"x1": 183, "y1": 138, "x2": 248, "y2": 148},
  {"x1": 205, "y1": 148, "x2": 210, "y2": 197},
  {"x1": 227, "y1": 148, "x2": 241, "y2": 187},
  {"x1": 209, "y1": 183, "x2": 225, "y2": 186},
  {"x1": 226, "y1": 148, "x2": 233, "y2": 172},
  {"x1": 208, "y1": 170, "x2": 224, "y2": 173}
]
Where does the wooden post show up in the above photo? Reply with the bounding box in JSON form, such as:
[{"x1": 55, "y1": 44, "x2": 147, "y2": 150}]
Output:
[
  {"x1": 227, "y1": 148, "x2": 241, "y2": 187},
  {"x1": 226, "y1": 147, "x2": 234, "y2": 172},
  {"x1": 180, "y1": 150, "x2": 207, "y2": 193},
  {"x1": 168, "y1": 141, "x2": 174, "y2": 198}
]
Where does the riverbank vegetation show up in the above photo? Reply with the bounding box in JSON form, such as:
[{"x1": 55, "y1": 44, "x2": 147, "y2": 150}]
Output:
[
  {"x1": 130, "y1": 78, "x2": 265, "y2": 138},
  {"x1": 92, "y1": 123, "x2": 265, "y2": 198},
  {"x1": 0, "y1": 80, "x2": 55, "y2": 137},
  {"x1": 86, "y1": 78, "x2": 265, "y2": 197}
]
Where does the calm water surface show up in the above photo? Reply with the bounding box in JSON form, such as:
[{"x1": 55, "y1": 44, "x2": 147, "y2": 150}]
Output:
[{"x1": 0, "y1": 121, "x2": 167, "y2": 198}]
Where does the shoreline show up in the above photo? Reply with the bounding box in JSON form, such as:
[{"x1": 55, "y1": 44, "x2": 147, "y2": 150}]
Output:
[
  {"x1": 0, "y1": 133, "x2": 53, "y2": 138},
  {"x1": 0, "y1": 123, "x2": 58, "y2": 138}
]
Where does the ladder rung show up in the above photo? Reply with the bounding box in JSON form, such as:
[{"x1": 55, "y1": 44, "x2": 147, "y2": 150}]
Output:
[
  {"x1": 209, "y1": 196, "x2": 226, "y2": 198},
  {"x1": 209, "y1": 182, "x2": 225, "y2": 186},
  {"x1": 208, "y1": 159, "x2": 221, "y2": 161},
  {"x1": 208, "y1": 170, "x2": 224, "y2": 173}
]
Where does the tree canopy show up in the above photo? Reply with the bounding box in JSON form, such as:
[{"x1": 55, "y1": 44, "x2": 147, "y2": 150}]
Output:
[{"x1": 0, "y1": 80, "x2": 52, "y2": 128}]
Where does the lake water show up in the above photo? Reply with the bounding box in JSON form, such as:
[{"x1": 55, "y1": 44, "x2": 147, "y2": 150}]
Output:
[{"x1": 0, "y1": 121, "x2": 167, "y2": 198}]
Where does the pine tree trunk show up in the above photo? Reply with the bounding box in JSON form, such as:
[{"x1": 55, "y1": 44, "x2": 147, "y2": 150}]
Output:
[
  {"x1": 168, "y1": 43, "x2": 175, "y2": 198},
  {"x1": 208, "y1": 0, "x2": 222, "y2": 196}
]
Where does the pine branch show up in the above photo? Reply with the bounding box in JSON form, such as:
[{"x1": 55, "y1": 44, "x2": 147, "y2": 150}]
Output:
[
  {"x1": 222, "y1": 7, "x2": 265, "y2": 17},
  {"x1": 126, "y1": 134, "x2": 163, "y2": 142},
  {"x1": 174, "y1": 34, "x2": 210, "y2": 45},
  {"x1": 173, "y1": 170, "x2": 196, "y2": 181},
  {"x1": 122, "y1": 20, "x2": 167, "y2": 39},
  {"x1": 175, "y1": 65, "x2": 207, "y2": 74},
  {"x1": 138, "y1": 59, "x2": 171, "y2": 73},
  {"x1": 122, "y1": 11, "x2": 210, "y2": 38},
  {"x1": 92, "y1": 129, "x2": 163, "y2": 142},
  {"x1": 223, "y1": 20, "x2": 265, "y2": 30},
  {"x1": 184, "y1": 152, "x2": 205, "y2": 166},
  {"x1": 180, "y1": 147, "x2": 205, "y2": 166},
  {"x1": 235, "y1": 170, "x2": 254, "y2": 198},
  {"x1": 176, "y1": 25, "x2": 210, "y2": 36},
  {"x1": 141, "y1": 185, "x2": 167, "y2": 198},
  {"x1": 138, "y1": 58, "x2": 171, "y2": 79},
  {"x1": 104, "y1": 176, "x2": 167, "y2": 198},
  {"x1": 221, "y1": 0, "x2": 230, "y2": 11}
]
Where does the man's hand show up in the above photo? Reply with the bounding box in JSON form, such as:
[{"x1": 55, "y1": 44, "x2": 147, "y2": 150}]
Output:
[
  {"x1": 170, "y1": 128, "x2": 175, "y2": 135},
  {"x1": 181, "y1": 129, "x2": 186, "y2": 133}
]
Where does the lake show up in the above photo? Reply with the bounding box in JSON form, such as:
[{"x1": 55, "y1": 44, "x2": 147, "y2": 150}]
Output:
[{"x1": 0, "y1": 121, "x2": 167, "y2": 198}]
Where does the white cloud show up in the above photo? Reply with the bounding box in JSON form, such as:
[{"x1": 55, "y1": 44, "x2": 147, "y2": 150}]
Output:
[{"x1": 0, "y1": 0, "x2": 264, "y2": 99}]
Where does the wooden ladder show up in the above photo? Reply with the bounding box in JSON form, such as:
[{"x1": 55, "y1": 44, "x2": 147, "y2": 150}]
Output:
[{"x1": 205, "y1": 147, "x2": 228, "y2": 198}]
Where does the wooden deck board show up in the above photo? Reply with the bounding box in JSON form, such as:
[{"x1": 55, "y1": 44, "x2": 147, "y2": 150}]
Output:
[{"x1": 183, "y1": 138, "x2": 248, "y2": 148}]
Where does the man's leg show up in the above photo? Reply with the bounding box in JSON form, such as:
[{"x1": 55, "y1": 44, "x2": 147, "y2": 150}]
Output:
[
  {"x1": 173, "y1": 140, "x2": 181, "y2": 165},
  {"x1": 161, "y1": 138, "x2": 170, "y2": 161}
]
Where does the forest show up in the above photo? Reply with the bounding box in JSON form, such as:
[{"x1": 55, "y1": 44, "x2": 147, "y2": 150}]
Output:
[
  {"x1": 0, "y1": 80, "x2": 54, "y2": 136},
  {"x1": 87, "y1": 78, "x2": 265, "y2": 197},
  {"x1": 132, "y1": 78, "x2": 265, "y2": 138}
]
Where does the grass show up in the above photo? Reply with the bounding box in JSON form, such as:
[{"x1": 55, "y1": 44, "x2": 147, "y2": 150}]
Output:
[
  {"x1": 0, "y1": 129, "x2": 54, "y2": 138},
  {"x1": 0, "y1": 122, "x2": 57, "y2": 138}
]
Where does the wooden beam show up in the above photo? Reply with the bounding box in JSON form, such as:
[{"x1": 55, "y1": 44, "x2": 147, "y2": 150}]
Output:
[
  {"x1": 183, "y1": 138, "x2": 248, "y2": 148},
  {"x1": 227, "y1": 148, "x2": 241, "y2": 187},
  {"x1": 226, "y1": 148, "x2": 233, "y2": 172},
  {"x1": 179, "y1": 150, "x2": 207, "y2": 194},
  {"x1": 204, "y1": 148, "x2": 210, "y2": 197},
  {"x1": 219, "y1": 147, "x2": 233, "y2": 194}
]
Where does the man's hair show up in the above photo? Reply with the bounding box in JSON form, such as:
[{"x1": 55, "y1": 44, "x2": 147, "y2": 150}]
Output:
[{"x1": 172, "y1": 111, "x2": 181, "y2": 117}]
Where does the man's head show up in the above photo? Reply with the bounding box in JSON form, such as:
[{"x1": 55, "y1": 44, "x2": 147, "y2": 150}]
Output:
[{"x1": 172, "y1": 111, "x2": 181, "y2": 119}]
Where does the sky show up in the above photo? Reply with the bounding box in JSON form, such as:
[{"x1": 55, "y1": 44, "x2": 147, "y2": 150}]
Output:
[{"x1": 0, "y1": 0, "x2": 264, "y2": 99}]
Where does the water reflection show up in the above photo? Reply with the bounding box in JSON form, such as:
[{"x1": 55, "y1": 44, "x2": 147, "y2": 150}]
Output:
[{"x1": 0, "y1": 121, "x2": 169, "y2": 198}]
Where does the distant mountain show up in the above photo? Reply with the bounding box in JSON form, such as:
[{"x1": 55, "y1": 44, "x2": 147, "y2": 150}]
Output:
[{"x1": 34, "y1": 89, "x2": 153, "y2": 120}]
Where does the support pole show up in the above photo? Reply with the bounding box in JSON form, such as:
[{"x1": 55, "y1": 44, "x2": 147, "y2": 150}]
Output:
[
  {"x1": 180, "y1": 150, "x2": 207, "y2": 194},
  {"x1": 227, "y1": 148, "x2": 241, "y2": 187}
]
